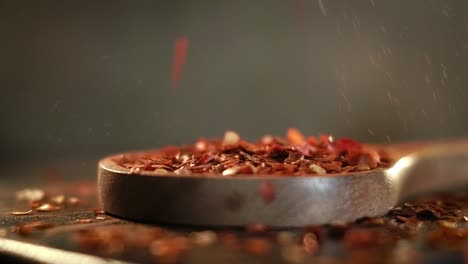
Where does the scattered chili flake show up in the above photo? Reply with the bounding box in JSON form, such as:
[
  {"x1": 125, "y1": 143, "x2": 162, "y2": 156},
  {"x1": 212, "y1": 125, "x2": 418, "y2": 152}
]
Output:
[
  {"x1": 302, "y1": 232, "x2": 320, "y2": 255},
  {"x1": 9, "y1": 210, "x2": 33, "y2": 216},
  {"x1": 190, "y1": 230, "x2": 217, "y2": 246},
  {"x1": 93, "y1": 208, "x2": 106, "y2": 214},
  {"x1": 218, "y1": 232, "x2": 240, "y2": 249},
  {"x1": 131, "y1": 228, "x2": 166, "y2": 249},
  {"x1": 244, "y1": 238, "x2": 272, "y2": 256},
  {"x1": 67, "y1": 197, "x2": 81, "y2": 206},
  {"x1": 113, "y1": 129, "x2": 389, "y2": 176},
  {"x1": 50, "y1": 195, "x2": 65, "y2": 205},
  {"x1": 74, "y1": 228, "x2": 126, "y2": 255},
  {"x1": 150, "y1": 237, "x2": 190, "y2": 264},
  {"x1": 344, "y1": 229, "x2": 376, "y2": 249},
  {"x1": 30, "y1": 200, "x2": 42, "y2": 209},
  {"x1": 12, "y1": 221, "x2": 54, "y2": 236},
  {"x1": 77, "y1": 218, "x2": 93, "y2": 224},
  {"x1": 36, "y1": 204, "x2": 60, "y2": 212}
]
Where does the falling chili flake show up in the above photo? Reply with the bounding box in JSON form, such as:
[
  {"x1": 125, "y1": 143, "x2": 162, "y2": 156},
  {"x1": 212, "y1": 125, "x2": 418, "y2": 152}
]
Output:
[
  {"x1": 171, "y1": 36, "x2": 189, "y2": 88},
  {"x1": 295, "y1": 0, "x2": 305, "y2": 33}
]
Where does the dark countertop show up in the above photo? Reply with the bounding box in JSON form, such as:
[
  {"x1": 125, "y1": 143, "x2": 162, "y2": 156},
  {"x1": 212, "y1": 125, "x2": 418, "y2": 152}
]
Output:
[{"x1": 0, "y1": 160, "x2": 466, "y2": 264}]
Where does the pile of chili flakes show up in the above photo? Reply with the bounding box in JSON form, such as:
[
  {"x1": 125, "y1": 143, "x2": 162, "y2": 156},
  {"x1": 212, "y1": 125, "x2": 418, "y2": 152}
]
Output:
[{"x1": 115, "y1": 128, "x2": 390, "y2": 176}]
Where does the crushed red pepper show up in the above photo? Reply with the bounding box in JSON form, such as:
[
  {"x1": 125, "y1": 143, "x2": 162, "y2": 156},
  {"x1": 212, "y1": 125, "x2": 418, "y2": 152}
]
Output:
[{"x1": 114, "y1": 129, "x2": 390, "y2": 176}]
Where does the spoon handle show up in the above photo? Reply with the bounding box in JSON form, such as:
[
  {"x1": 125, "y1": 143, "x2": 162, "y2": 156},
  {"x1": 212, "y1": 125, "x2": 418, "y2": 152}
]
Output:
[{"x1": 393, "y1": 139, "x2": 468, "y2": 199}]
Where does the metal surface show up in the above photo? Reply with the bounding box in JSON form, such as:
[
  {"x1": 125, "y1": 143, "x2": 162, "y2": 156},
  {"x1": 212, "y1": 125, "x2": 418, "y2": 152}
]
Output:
[
  {"x1": 0, "y1": 238, "x2": 133, "y2": 264},
  {"x1": 98, "y1": 139, "x2": 468, "y2": 227}
]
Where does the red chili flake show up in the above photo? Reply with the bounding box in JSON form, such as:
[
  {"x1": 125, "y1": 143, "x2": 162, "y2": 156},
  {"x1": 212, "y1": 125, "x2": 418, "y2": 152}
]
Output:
[
  {"x1": 113, "y1": 129, "x2": 389, "y2": 176},
  {"x1": 302, "y1": 232, "x2": 320, "y2": 255},
  {"x1": 295, "y1": 0, "x2": 305, "y2": 32},
  {"x1": 9, "y1": 210, "x2": 33, "y2": 216},
  {"x1": 12, "y1": 221, "x2": 54, "y2": 236},
  {"x1": 36, "y1": 204, "x2": 60, "y2": 212},
  {"x1": 190, "y1": 230, "x2": 217, "y2": 246},
  {"x1": 320, "y1": 161, "x2": 343, "y2": 172},
  {"x1": 286, "y1": 128, "x2": 305, "y2": 145},
  {"x1": 92, "y1": 208, "x2": 106, "y2": 214},
  {"x1": 319, "y1": 134, "x2": 333, "y2": 146},
  {"x1": 171, "y1": 36, "x2": 189, "y2": 88},
  {"x1": 50, "y1": 195, "x2": 65, "y2": 205},
  {"x1": 150, "y1": 237, "x2": 190, "y2": 263},
  {"x1": 259, "y1": 181, "x2": 276, "y2": 203},
  {"x1": 344, "y1": 229, "x2": 375, "y2": 248},
  {"x1": 244, "y1": 238, "x2": 272, "y2": 256},
  {"x1": 131, "y1": 228, "x2": 166, "y2": 249},
  {"x1": 77, "y1": 218, "x2": 93, "y2": 224},
  {"x1": 295, "y1": 143, "x2": 311, "y2": 156},
  {"x1": 302, "y1": 225, "x2": 325, "y2": 244},
  {"x1": 67, "y1": 197, "x2": 81, "y2": 206},
  {"x1": 306, "y1": 136, "x2": 318, "y2": 145},
  {"x1": 31, "y1": 200, "x2": 42, "y2": 209},
  {"x1": 219, "y1": 232, "x2": 241, "y2": 249},
  {"x1": 198, "y1": 153, "x2": 217, "y2": 165}
]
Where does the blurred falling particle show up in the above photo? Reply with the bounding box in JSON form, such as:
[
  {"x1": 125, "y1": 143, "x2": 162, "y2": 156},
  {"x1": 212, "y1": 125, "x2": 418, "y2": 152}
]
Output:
[
  {"x1": 295, "y1": 0, "x2": 304, "y2": 31},
  {"x1": 318, "y1": 0, "x2": 327, "y2": 16},
  {"x1": 171, "y1": 36, "x2": 189, "y2": 88},
  {"x1": 367, "y1": 129, "x2": 375, "y2": 136}
]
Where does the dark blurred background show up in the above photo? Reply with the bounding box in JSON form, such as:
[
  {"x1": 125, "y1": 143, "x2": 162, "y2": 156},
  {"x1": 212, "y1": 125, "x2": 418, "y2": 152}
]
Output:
[{"x1": 1, "y1": 0, "x2": 468, "y2": 166}]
